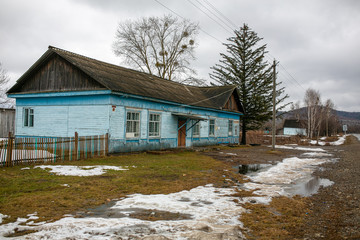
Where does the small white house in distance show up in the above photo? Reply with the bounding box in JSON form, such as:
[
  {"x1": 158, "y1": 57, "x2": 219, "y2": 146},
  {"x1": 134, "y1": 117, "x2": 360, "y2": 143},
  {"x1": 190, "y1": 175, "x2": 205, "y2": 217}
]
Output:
[
  {"x1": 7, "y1": 46, "x2": 244, "y2": 153},
  {"x1": 283, "y1": 119, "x2": 306, "y2": 136}
]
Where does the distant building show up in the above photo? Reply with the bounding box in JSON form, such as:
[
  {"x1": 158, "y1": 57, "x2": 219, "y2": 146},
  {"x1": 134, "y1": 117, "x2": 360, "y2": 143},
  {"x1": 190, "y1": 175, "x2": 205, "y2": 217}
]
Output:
[
  {"x1": 283, "y1": 119, "x2": 306, "y2": 136},
  {"x1": 7, "y1": 46, "x2": 244, "y2": 152},
  {"x1": 0, "y1": 108, "x2": 15, "y2": 138}
]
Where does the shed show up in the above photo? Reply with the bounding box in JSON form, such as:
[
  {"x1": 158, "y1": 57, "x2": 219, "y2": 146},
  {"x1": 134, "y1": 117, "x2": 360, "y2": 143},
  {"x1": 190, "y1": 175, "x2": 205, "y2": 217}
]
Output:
[
  {"x1": 7, "y1": 46, "x2": 244, "y2": 152},
  {"x1": 283, "y1": 119, "x2": 306, "y2": 136}
]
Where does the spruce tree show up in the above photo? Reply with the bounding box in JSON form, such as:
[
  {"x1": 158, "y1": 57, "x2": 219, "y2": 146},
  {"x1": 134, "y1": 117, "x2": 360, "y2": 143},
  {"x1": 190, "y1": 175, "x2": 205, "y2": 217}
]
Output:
[{"x1": 210, "y1": 24, "x2": 288, "y2": 144}]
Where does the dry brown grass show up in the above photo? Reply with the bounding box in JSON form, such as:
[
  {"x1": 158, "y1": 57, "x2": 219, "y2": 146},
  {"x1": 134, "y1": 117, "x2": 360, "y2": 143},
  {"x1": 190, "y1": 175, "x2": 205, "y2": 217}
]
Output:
[
  {"x1": 240, "y1": 196, "x2": 310, "y2": 240},
  {"x1": 0, "y1": 151, "x2": 242, "y2": 224},
  {"x1": 240, "y1": 130, "x2": 302, "y2": 145}
]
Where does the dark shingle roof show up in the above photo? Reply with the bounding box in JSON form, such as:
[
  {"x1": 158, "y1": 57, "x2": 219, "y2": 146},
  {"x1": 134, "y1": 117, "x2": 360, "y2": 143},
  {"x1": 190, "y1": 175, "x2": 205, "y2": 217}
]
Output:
[
  {"x1": 8, "y1": 46, "x2": 243, "y2": 112},
  {"x1": 283, "y1": 119, "x2": 306, "y2": 128}
]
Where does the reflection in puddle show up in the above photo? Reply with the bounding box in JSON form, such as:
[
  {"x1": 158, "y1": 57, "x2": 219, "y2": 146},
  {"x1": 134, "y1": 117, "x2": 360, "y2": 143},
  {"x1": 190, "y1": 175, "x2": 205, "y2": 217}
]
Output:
[
  {"x1": 238, "y1": 164, "x2": 272, "y2": 174},
  {"x1": 82, "y1": 203, "x2": 193, "y2": 221},
  {"x1": 291, "y1": 176, "x2": 334, "y2": 197}
]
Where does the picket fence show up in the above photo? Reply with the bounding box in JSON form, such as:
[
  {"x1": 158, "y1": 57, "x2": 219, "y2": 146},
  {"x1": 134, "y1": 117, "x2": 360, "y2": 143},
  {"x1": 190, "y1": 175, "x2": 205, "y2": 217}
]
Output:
[{"x1": 0, "y1": 132, "x2": 109, "y2": 167}]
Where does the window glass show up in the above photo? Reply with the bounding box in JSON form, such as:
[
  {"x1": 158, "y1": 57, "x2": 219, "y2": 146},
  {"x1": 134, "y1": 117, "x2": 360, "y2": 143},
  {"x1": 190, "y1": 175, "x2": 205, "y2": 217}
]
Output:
[
  {"x1": 209, "y1": 119, "x2": 215, "y2": 136},
  {"x1": 193, "y1": 121, "x2": 200, "y2": 137},
  {"x1": 126, "y1": 111, "x2": 140, "y2": 138},
  {"x1": 23, "y1": 108, "x2": 34, "y2": 127},
  {"x1": 228, "y1": 120, "x2": 233, "y2": 136},
  {"x1": 149, "y1": 113, "x2": 161, "y2": 137}
]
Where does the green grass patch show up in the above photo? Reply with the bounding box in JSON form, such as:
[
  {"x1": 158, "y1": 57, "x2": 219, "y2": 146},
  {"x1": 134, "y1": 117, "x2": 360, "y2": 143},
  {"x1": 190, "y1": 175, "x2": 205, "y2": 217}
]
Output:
[{"x1": 0, "y1": 151, "x2": 239, "y2": 223}]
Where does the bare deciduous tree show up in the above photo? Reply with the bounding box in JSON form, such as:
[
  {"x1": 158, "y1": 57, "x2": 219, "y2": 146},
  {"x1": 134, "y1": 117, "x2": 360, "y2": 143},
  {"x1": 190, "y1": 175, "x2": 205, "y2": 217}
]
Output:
[
  {"x1": 324, "y1": 99, "x2": 335, "y2": 137},
  {"x1": 113, "y1": 15, "x2": 199, "y2": 82},
  {"x1": 304, "y1": 88, "x2": 321, "y2": 139},
  {"x1": 0, "y1": 62, "x2": 11, "y2": 106}
]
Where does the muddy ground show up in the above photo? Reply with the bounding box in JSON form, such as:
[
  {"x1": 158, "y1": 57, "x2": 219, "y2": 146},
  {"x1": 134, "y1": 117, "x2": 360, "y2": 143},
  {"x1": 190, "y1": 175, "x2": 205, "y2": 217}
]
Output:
[{"x1": 203, "y1": 136, "x2": 360, "y2": 239}]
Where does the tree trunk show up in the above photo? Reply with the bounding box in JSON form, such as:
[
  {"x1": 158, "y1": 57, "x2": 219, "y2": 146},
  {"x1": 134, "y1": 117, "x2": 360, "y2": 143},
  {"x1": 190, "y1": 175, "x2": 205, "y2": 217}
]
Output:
[{"x1": 241, "y1": 119, "x2": 247, "y2": 145}]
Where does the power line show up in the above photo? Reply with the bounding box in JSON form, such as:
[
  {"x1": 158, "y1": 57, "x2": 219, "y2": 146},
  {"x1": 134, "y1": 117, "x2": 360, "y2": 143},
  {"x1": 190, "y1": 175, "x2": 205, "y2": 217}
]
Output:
[
  {"x1": 193, "y1": 0, "x2": 235, "y2": 32},
  {"x1": 186, "y1": 0, "x2": 233, "y2": 35},
  {"x1": 154, "y1": 0, "x2": 223, "y2": 44},
  {"x1": 278, "y1": 63, "x2": 306, "y2": 91},
  {"x1": 202, "y1": 0, "x2": 238, "y2": 28},
  {"x1": 154, "y1": 0, "x2": 306, "y2": 98}
]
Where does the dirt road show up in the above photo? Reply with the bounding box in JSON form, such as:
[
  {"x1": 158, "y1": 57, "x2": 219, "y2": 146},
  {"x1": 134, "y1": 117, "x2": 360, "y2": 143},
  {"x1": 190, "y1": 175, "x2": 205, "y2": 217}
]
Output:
[{"x1": 303, "y1": 135, "x2": 360, "y2": 239}]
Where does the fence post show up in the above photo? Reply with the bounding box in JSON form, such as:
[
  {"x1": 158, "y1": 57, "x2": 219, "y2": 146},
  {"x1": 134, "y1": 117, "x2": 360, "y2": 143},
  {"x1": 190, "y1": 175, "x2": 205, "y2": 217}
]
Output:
[
  {"x1": 105, "y1": 133, "x2": 109, "y2": 156},
  {"x1": 74, "y1": 132, "x2": 79, "y2": 160},
  {"x1": 6, "y1": 132, "x2": 13, "y2": 167}
]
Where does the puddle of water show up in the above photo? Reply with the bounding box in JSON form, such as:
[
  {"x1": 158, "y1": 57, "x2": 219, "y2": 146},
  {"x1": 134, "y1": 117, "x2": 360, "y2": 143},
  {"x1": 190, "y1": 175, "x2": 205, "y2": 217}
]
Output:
[
  {"x1": 288, "y1": 176, "x2": 334, "y2": 197},
  {"x1": 237, "y1": 164, "x2": 272, "y2": 175},
  {"x1": 81, "y1": 201, "x2": 193, "y2": 221}
]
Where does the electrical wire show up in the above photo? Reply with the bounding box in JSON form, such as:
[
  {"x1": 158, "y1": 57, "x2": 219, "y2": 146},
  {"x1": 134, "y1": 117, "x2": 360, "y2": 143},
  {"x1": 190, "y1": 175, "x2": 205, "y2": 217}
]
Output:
[
  {"x1": 154, "y1": 0, "x2": 306, "y2": 102},
  {"x1": 154, "y1": 0, "x2": 223, "y2": 44}
]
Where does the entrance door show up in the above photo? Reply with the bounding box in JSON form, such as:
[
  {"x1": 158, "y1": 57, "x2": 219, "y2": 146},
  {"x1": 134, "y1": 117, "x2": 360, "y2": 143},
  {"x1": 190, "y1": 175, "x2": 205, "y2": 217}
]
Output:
[{"x1": 178, "y1": 120, "x2": 186, "y2": 147}]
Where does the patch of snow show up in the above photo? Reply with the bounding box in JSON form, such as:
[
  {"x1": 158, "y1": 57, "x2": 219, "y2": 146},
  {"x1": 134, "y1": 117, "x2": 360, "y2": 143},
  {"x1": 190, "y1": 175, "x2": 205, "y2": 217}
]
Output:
[
  {"x1": 309, "y1": 135, "x2": 347, "y2": 146},
  {"x1": 6, "y1": 185, "x2": 245, "y2": 239},
  {"x1": 21, "y1": 167, "x2": 31, "y2": 170},
  {"x1": 0, "y1": 213, "x2": 8, "y2": 224},
  {"x1": 243, "y1": 156, "x2": 329, "y2": 197},
  {"x1": 34, "y1": 165, "x2": 128, "y2": 176},
  {"x1": 61, "y1": 184, "x2": 70, "y2": 187},
  {"x1": 330, "y1": 135, "x2": 346, "y2": 145},
  {"x1": 225, "y1": 153, "x2": 237, "y2": 156},
  {"x1": 242, "y1": 196, "x2": 273, "y2": 205},
  {"x1": 274, "y1": 145, "x2": 325, "y2": 152},
  {"x1": 301, "y1": 152, "x2": 333, "y2": 157},
  {"x1": 353, "y1": 134, "x2": 360, "y2": 141},
  {"x1": 0, "y1": 149, "x2": 56, "y2": 163}
]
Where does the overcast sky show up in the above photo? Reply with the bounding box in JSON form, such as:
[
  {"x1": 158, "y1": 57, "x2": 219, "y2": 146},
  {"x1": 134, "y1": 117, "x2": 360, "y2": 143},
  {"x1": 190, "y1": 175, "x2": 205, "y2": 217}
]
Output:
[{"x1": 1, "y1": 0, "x2": 359, "y2": 112}]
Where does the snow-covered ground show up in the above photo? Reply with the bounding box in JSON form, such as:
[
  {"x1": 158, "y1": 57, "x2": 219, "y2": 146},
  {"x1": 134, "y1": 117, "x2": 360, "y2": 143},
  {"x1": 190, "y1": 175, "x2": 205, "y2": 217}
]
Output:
[
  {"x1": 0, "y1": 149, "x2": 55, "y2": 163},
  {"x1": 309, "y1": 135, "x2": 346, "y2": 146},
  {"x1": 0, "y1": 143, "x2": 341, "y2": 239},
  {"x1": 33, "y1": 165, "x2": 128, "y2": 176},
  {"x1": 353, "y1": 134, "x2": 360, "y2": 141}
]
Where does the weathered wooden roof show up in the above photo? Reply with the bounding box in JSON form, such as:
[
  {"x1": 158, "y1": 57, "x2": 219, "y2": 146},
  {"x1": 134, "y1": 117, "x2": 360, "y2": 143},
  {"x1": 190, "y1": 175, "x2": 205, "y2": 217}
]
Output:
[{"x1": 8, "y1": 46, "x2": 244, "y2": 113}]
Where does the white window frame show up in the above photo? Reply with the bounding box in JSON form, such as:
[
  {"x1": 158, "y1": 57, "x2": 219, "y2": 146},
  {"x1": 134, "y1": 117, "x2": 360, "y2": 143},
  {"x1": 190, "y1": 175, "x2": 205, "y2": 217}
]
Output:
[
  {"x1": 193, "y1": 121, "x2": 200, "y2": 137},
  {"x1": 209, "y1": 119, "x2": 215, "y2": 136},
  {"x1": 23, "y1": 108, "x2": 34, "y2": 127},
  {"x1": 126, "y1": 111, "x2": 140, "y2": 138},
  {"x1": 228, "y1": 120, "x2": 233, "y2": 136},
  {"x1": 148, "y1": 113, "x2": 161, "y2": 138}
]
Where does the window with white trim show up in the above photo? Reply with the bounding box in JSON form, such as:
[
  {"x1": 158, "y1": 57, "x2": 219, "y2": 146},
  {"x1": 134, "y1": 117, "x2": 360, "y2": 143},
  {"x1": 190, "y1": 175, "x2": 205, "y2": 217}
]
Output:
[
  {"x1": 209, "y1": 119, "x2": 215, "y2": 136},
  {"x1": 193, "y1": 121, "x2": 200, "y2": 137},
  {"x1": 126, "y1": 111, "x2": 140, "y2": 138},
  {"x1": 23, "y1": 108, "x2": 34, "y2": 127},
  {"x1": 228, "y1": 120, "x2": 233, "y2": 136},
  {"x1": 149, "y1": 113, "x2": 161, "y2": 137}
]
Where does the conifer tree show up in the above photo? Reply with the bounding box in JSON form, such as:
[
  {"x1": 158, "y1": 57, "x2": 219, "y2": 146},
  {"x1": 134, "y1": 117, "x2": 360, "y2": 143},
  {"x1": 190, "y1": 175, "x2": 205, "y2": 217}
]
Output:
[{"x1": 210, "y1": 24, "x2": 288, "y2": 144}]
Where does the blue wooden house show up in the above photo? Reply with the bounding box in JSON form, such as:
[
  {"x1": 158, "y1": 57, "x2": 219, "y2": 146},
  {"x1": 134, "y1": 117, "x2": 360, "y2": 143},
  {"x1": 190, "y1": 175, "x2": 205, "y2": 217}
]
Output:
[{"x1": 7, "y1": 46, "x2": 244, "y2": 152}]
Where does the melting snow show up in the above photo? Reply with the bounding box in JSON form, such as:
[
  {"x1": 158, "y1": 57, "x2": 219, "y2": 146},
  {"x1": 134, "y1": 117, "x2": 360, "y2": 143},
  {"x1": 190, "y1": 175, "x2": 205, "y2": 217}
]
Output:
[
  {"x1": 0, "y1": 213, "x2": 8, "y2": 224},
  {"x1": 309, "y1": 135, "x2": 346, "y2": 146},
  {"x1": 1, "y1": 141, "x2": 343, "y2": 239},
  {"x1": 34, "y1": 165, "x2": 128, "y2": 176},
  {"x1": 1, "y1": 186, "x2": 245, "y2": 239},
  {"x1": 274, "y1": 145, "x2": 326, "y2": 152}
]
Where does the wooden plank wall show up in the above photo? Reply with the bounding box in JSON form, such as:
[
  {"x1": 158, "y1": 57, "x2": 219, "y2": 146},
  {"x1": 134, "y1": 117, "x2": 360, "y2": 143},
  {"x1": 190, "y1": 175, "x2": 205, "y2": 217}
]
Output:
[
  {"x1": 0, "y1": 109, "x2": 15, "y2": 138},
  {"x1": 17, "y1": 55, "x2": 104, "y2": 93}
]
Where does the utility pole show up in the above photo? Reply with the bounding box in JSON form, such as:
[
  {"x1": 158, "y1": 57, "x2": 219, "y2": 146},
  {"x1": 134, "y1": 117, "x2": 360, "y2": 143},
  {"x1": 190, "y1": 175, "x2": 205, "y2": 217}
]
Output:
[{"x1": 272, "y1": 59, "x2": 276, "y2": 150}]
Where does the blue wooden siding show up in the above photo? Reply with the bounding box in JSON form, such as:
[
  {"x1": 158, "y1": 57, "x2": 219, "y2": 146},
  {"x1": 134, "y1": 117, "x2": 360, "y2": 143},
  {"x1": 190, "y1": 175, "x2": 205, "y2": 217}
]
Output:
[{"x1": 11, "y1": 91, "x2": 241, "y2": 152}]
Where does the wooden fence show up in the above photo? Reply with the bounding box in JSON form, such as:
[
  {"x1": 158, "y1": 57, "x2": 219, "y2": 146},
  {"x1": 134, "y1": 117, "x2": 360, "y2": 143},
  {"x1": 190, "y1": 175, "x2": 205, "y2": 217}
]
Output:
[{"x1": 0, "y1": 132, "x2": 109, "y2": 167}]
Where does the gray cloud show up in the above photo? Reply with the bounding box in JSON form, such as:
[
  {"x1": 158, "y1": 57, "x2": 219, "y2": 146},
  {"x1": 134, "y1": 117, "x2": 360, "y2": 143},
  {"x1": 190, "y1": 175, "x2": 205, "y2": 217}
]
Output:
[{"x1": 0, "y1": 0, "x2": 359, "y2": 111}]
